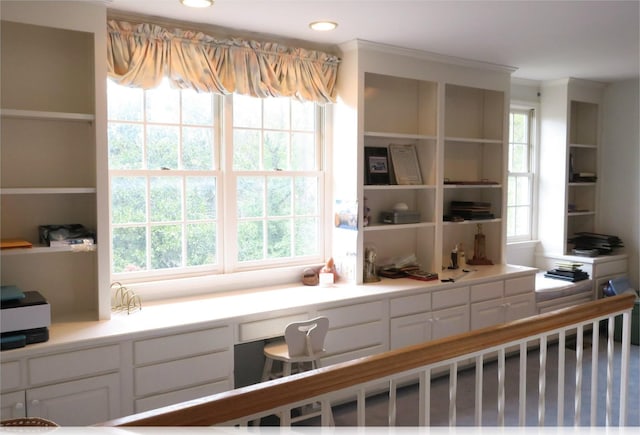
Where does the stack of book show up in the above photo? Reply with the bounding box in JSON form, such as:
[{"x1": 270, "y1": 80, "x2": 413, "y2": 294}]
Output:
[
  {"x1": 544, "y1": 262, "x2": 589, "y2": 282},
  {"x1": 568, "y1": 232, "x2": 623, "y2": 255},
  {"x1": 447, "y1": 201, "x2": 494, "y2": 221}
]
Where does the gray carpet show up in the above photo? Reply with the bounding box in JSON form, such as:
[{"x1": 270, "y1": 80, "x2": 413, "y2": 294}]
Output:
[{"x1": 294, "y1": 332, "x2": 639, "y2": 427}]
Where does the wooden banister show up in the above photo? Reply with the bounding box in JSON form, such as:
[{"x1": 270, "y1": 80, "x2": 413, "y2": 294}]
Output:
[{"x1": 101, "y1": 292, "x2": 635, "y2": 427}]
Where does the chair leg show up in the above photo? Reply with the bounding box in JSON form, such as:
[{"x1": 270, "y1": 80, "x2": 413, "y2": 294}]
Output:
[{"x1": 261, "y1": 357, "x2": 274, "y2": 381}]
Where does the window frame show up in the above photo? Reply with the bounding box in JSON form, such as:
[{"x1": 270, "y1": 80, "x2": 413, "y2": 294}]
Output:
[
  {"x1": 106, "y1": 80, "x2": 331, "y2": 300},
  {"x1": 506, "y1": 103, "x2": 539, "y2": 243}
]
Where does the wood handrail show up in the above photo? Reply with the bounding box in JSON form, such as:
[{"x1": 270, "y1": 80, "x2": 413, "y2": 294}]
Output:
[{"x1": 101, "y1": 292, "x2": 635, "y2": 427}]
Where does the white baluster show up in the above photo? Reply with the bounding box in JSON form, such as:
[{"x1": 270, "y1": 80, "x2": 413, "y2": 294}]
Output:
[
  {"x1": 557, "y1": 330, "x2": 565, "y2": 425},
  {"x1": 357, "y1": 389, "x2": 366, "y2": 426},
  {"x1": 590, "y1": 320, "x2": 599, "y2": 426},
  {"x1": 497, "y1": 348, "x2": 505, "y2": 426},
  {"x1": 388, "y1": 379, "x2": 397, "y2": 426},
  {"x1": 475, "y1": 354, "x2": 484, "y2": 426},
  {"x1": 574, "y1": 325, "x2": 584, "y2": 425},
  {"x1": 606, "y1": 316, "x2": 614, "y2": 425},
  {"x1": 538, "y1": 335, "x2": 547, "y2": 426},
  {"x1": 420, "y1": 368, "x2": 431, "y2": 426},
  {"x1": 449, "y1": 362, "x2": 457, "y2": 425},
  {"x1": 619, "y1": 311, "x2": 631, "y2": 426},
  {"x1": 519, "y1": 342, "x2": 527, "y2": 426}
]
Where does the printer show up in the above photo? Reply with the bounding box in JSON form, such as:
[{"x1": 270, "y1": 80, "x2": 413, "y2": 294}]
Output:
[{"x1": 1, "y1": 286, "x2": 50, "y2": 350}]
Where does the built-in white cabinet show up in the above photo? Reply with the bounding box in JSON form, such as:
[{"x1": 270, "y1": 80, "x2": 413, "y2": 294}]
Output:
[
  {"x1": 1, "y1": 345, "x2": 121, "y2": 425},
  {"x1": 132, "y1": 326, "x2": 233, "y2": 413},
  {"x1": 333, "y1": 41, "x2": 511, "y2": 283},
  {"x1": 0, "y1": 1, "x2": 109, "y2": 320},
  {"x1": 538, "y1": 78, "x2": 605, "y2": 257},
  {"x1": 470, "y1": 276, "x2": 535, "y2": 330}
]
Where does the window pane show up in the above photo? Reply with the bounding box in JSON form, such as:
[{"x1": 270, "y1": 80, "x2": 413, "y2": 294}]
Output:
[
  {"x1": 112, "y1": 177, "x2": 146, "y2": 224},
  {"x1": 182, "y1": 89, "x2": 213, "y2": 125},
  {"x1": 146, "y1": 83, "x2": 180, "y2": 123},
  {"x1": 147, "y1": 125, "x2": 179, "y2": 170},
  {"x1": 267, "y1": 177, "x2": 291, "y2": 217},
  {"x1": 295, "y1": 217, "x2": 318, "y2": 256},
  {"x1": 263, "y1": 131, "x2": 289, "y2": 170},
  {"x1": 238, "y1": 221, "x2": 264, "y2": 261},
  {"x1": 264, "y1": 98, "x2": 290, "y2": 130},
  {"x1": 233, "y1": 129, "x2": 260, "y2": 170},
  {"x1": 291, "y1": 132, "x2": 315, "y2": 170},
  {"x1": 295, "y1": 177, "x2": 318, "y2": 215},
  {"x1": 507, "y1": 177, "x2": 516, "y2": 207},
  {"x1": 150, "y1": 177, "x2": 182, "y2": 222},
  {"x1": 233, "y1": 94, "x2": 261, "y2": 128},
  {"x1": 151, "y1": 224, "x2": 182, "y2": 269},
  {"x1": 112, "y1": 226, "x2": 146, "y2": 273},
  {"x1": 187, "y1": 222, "x2": 216, "y2": 266},
  {"x1": 267, "y1": 219, "x2": 291, "y2": 258},
  {"x1": 183, "y1": 126, "x2": 214, "y2": 170},
  {"x1": 237, "y1": 177, "x2": 264, "y2": 218},
  {"x1": 515, "y1": 177, "x2": 531, "y2": 206},
  {"x1": 291, "y1": 100, "x2": 315, "y2": 131},
  {"x1": 108, "y1": 80, "x2": 143, "y2": 121},
  {"x1": 510, "y1": 143, "x2": 528, "y2": 173},
  {"x1": 515, "y1": 206, "x2": 531, "y2": 236},
  {"x1": 186, "y1": 177, "x2": 216, "y2": 220},
  {"x1": 108, "y1": 123, "x2": 144, "y2": 170}
]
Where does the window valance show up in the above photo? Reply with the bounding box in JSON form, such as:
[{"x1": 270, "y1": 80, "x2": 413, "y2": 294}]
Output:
[{"x1": 107, "y1": 20, "x2": 339, "y2": 104}]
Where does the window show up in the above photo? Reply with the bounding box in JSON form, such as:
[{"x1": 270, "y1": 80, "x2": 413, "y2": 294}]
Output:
[
  {"x1": 507, "y1": 107, "x2": 536, "y2": 241},
  {"x1": 107, "y1": 80, "x2": 325, "y2": 287}
]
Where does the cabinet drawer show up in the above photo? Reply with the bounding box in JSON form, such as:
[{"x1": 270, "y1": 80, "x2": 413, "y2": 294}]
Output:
[
  {"x1": 596, "y1": 259, "x2": 627, "y2": 277},
  {"x1": 28, "y1": 345, "x2": 120, "y2": 385},
  {"x1": 505, "y1": 275, "x2": 535, "y2": 296},
  {"x1": 134, "y1": 379, "x2": 232, "y2": 413},
  {"x1": 432, "y1": 286, "x2": 469, "y2": 310},
  {"x1": 470, "y1": 281, "x2": 503, "y2": 302},
  {"x1": 134, "y1": 350, "x2": 231, "y2": 397},
  {"x1": 324, "y1": 320, "x2": 386, "y2": 355},
  {"x1": 1, "y1": 360, "x2": 22, "y2": 392},
  {"x1": 318, "y1": 300, "x2": 385, "y2": 329},
  {"x1": 390, "y1": 292, "x2": 430, "y2": 317},
  {"x1": 134, "y1": 326, "x2": 231, "y2": 365},
  {"x1": 238, "y1": 313, "x2": 308, "y2": 342}
]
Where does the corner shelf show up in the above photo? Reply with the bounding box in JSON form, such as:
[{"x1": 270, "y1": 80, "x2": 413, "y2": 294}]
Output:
[
  {"x1": 1, "y1": 187, "x2": 96, "y2": 195},
  {"x1": 1, "y1": 108, "x2": 94, "y2": 122}
]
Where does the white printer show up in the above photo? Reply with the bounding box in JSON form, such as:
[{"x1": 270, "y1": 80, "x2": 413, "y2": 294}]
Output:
[{"x1": 1, "y1": 286, "x2": 50, "y2": 350}]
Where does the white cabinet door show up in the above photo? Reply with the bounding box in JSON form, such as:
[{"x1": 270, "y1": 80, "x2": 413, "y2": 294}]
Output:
[
  {"x1": 432, "y1": 305, "x2": 469, "y2": 340},
  {"x1": 26, "y1": 373, "x2": 120, "y2": 426},
  {"x1": 1, "y1": 390, "x2": 26, "y2": 420},
  {"x1": 390, "y1": 312, "x2": 432, "y2": 349},
  {"x1": 504, "y1": 293, "x2": 535, "y2": 322},
  {"x1": 471, "y1": 298, "x2": 504, "y2": 330}
]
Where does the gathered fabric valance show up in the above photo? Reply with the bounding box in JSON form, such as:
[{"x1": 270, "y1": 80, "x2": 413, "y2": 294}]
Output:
[{"x1": 107, "y1": 20, "x2": 339, "y2": 104}]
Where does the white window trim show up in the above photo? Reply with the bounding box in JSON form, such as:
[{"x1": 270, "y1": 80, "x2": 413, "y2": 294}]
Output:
[{"x1": 507, "y1": 101, "x2": 540, "y2": 244}]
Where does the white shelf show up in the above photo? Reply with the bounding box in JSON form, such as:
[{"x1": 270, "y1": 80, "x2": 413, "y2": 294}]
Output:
[
  {"x1": 569, "y1": 143, "x2": 597, "y2": 149},
  {"x1": 568, "y1": 182, "x2": 596, "y2": 187},
  {"x1": 568, "y1": 211, "x2": 596, "y2": 217},
  {"x1": 0, "y1": 108, "x2": 94, "y2": 122},
  {"x1": 444, "y1": 136, "x2": 503, "y2": 144},
  {"x1": 364, "y1": 184, "x2": 436, "y2": 191},
  {"x1": 1, "y1": 244, "x2": 97, "y2": 256},
  {"x1": 364, "y1": 131, "x2": 437, "y2": 141},
  {"x1": 443, "y1": 184, "x2": 502, "y2": 189},
  {"x1": 443, "y1": 218, "x2": 502, "y2": 226},
  {"x1": 1, "y1": 187, "x2": 96, "y2": 195},
  {"x1": 364, "y1": 222, "x2": 435, "y2": 232}
]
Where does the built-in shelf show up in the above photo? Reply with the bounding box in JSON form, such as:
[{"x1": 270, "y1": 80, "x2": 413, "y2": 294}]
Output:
[
  {"x1": 443, "y1": 184, "x2": 502, "y2": 189},
  {"x1": 568, "y1": 182, "x2": 597, "y2": 187},
  {"x1": 364, "y1": 131, "x2": 437, "y2": 141},
  {"x1": 0, "y1": 108, "x2": 94, "y2": 122},
  {"x1": 364, "y1": 184, "x2": 436, "y2": 191},
  {"x1": 443, "y1": 218, "x2": 502, "y2": 226},
  {"x1": 568, "y1": 211, "x2": 596, "y2": 217},
  {"x1": 1, "y1": 244, "x2": 97, "y2": 256},
  {"x1": 569, "y1": 143, "x2": 597, "y2": 149},
  {"x1": 1, "y1": 187, "x2": 96, "y2": 195},
  {"x1": 444, "y1": 137, "x2": 503, "y2": 144},
  {"x1": 364, "y1": 222, "x2": 435, "y2": 232}
]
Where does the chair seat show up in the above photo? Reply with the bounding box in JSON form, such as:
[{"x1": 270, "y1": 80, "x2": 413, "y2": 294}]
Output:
[{"x1": 264, "y1": 339, "x2": 327, "y2": 363}]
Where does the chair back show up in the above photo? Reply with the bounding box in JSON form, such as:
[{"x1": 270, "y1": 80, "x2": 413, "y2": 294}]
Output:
[{"x1": 284, "y1": 316, "x2": 329, "y2": 357}]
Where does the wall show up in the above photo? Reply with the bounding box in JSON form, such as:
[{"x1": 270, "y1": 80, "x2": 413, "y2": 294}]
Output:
[{"x1": 600, "y1": 79, "x2": 640, "y2": 289}]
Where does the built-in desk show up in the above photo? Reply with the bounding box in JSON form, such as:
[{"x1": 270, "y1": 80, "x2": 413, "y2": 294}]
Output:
[{"x1": 1, "y1": 264, "x2": 537, "y2": 424}]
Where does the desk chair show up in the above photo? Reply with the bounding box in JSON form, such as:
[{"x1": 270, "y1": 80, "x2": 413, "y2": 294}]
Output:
[
  {"x1": 261, "y1": 316, "x2": 329, "y2": 380},
  {"x1": 259, "y1": 316, "x2": 332, "y2": 425}
]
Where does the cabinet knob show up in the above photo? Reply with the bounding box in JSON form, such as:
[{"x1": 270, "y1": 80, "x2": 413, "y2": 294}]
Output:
[{"x1": 15, "y1": 402, "x2": 24, "y2": 410}]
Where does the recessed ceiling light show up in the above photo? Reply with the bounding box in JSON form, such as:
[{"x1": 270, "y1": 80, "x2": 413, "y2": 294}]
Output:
[
  {"x1": 309, "y1": 21, "x2": 338, "y2": 32},
  {"x1": 180, "y1": 0, "x2": 213, "y2": 8}
]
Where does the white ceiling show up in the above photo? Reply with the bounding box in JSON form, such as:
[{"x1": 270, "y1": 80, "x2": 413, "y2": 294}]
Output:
[{"x1": 108, "y1": 0, "x2": 640, "y2": 83}]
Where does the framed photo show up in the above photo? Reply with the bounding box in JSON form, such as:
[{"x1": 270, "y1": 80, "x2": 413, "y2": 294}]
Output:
[
  {"x1": 364, "y1": 147, "x2": 390, "y2": 185},
  {"x1": 389, "y1": 144, "x2": 423, "y2": 185}
]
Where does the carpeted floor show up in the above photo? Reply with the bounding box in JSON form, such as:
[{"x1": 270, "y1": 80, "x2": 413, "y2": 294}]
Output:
[{"x1": 291, "y1": 332, "x2": 639, "y2": 427}]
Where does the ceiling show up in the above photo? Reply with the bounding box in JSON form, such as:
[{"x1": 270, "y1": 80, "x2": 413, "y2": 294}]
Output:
[{"x1": 108, "y1": 0, "x2": 640, "y2": 83}]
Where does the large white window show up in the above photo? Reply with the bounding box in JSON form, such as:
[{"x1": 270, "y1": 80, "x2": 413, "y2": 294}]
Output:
[
  {"x1": 107, "y1": 80, "x2": 325, "y2": 286},
  {"x1": 507, "y1": 107, "x2": 536, "y2": 241}
]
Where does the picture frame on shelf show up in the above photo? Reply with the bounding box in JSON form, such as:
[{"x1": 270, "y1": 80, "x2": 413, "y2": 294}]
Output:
[
  {"x1": 389, "y1": 144, "x2": 422, "y2": 185},
  {"x1": 364, "y1": 146, "x2": 391, "y2": 185}
]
